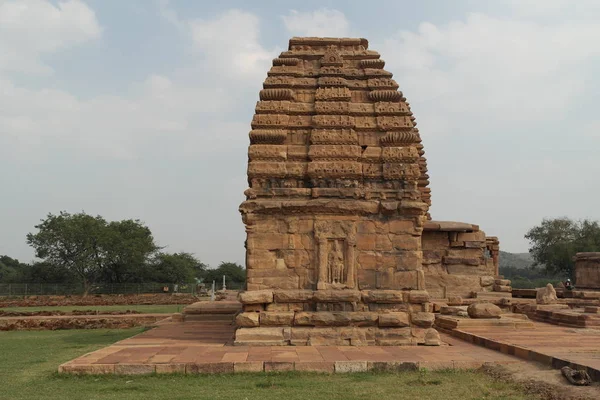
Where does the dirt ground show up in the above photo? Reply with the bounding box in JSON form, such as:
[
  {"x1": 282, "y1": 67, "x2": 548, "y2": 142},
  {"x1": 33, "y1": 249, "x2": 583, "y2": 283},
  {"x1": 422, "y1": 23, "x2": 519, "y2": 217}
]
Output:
[{"x1": 482, "y1": 363, "x2": 600, "y2": 400}]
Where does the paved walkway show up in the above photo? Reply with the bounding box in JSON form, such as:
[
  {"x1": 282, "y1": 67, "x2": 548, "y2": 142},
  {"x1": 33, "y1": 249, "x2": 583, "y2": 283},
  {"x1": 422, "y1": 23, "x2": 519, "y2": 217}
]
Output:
[
  {"x1": 448, "y1": 320, "x2": 600, "y2": 380},
  {"x1": 59, "y1": 320, "x2": 521, "y2": 374}
]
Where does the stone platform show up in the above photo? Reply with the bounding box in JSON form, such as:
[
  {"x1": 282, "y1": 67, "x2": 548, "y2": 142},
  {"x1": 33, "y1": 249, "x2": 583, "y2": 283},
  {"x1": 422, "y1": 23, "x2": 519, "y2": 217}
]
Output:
[
  {"x1": 442, "y1": 318, "x2": 600, "y2": 381},
  {"x1": 58, "y1": 319, "x2": 520, "y2": 374}
]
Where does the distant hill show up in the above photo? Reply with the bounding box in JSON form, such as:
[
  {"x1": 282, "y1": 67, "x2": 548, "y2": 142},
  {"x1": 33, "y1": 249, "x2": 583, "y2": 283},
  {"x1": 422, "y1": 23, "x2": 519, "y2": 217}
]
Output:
[{"x1": 499, "y1": 251, "x2": 534, "y2": 270}]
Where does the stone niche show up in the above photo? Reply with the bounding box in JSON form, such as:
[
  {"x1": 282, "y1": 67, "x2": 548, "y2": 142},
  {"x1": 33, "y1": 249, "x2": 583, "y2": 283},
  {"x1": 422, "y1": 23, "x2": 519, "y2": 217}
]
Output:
[
  {"x1": 575, "y1": 253, "x2": 600, "y2": 289},
  {"x1": 236, "y1": 37, "x2": 498, "y2": 346}
]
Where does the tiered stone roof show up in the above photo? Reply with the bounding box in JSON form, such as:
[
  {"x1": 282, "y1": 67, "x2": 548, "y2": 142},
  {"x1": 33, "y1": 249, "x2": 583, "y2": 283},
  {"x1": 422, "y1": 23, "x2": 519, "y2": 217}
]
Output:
[{"x1": 245, "y1": 37, "x2": 431, "y2": 218}]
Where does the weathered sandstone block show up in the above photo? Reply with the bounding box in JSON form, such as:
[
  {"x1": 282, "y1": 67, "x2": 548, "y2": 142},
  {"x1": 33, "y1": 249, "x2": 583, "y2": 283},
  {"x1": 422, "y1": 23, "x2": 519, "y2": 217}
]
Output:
[
  {"x1": 467, "y1": 303, "x2": 501, "y2": 319},
  {"x1": 361, "y1": 290, "x2": 405, "y2": 303},
  {"x1": 493, "y1": 284, "x2": 512, "y2": 293},
  {"x1": 378, "y1": 312, "x2": 410, "y2": 327},
  {"x1": 480, "y1": 276, "x2": 495, "y2": 287},
  {"x1": 408, "y1": 290, "x2": 430, "y2": 304},
  {"x1": 239, "y1": 290, "x2": 274, "y2": 304},
  {"x1": 313, "y1": 290, "x2": 361, "y2": 303},
  {"x1": 235, "y1": 327, "x2": 289, "y2": 343},
  {"x1": 424, "y1": 328, "x2": 442, "y2": 346},
  {"x1": 273, "y1": 290, "x2": 314, "y2": 303},
  {"x1": 236, "y1": 313, "x2": 260, "y2": 327},
  {"x1": 260, "y1": 312, "x2": 295, "y2": 326},
  {"x1": 410, "y1": 312, "x2": 435, "y2": 328},
  {"x1": 536, "y1": 283, "x2": 558, "y2": 305}
]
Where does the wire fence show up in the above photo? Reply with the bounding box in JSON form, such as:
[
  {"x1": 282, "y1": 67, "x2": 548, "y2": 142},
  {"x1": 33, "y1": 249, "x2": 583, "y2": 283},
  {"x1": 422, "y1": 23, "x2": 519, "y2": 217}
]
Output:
[{"x1": 0, "y1": 280, "x2": 245, "y2": 297}]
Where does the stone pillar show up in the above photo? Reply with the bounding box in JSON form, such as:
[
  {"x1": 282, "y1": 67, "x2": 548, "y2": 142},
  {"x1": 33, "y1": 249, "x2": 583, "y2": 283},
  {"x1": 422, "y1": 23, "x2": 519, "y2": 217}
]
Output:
[
  {"x1": 317, "y1": 237, "x2": 328, "y2": 290},
  {"x1": 346, "y1": 236, "x2": 356, "y2": 289}
]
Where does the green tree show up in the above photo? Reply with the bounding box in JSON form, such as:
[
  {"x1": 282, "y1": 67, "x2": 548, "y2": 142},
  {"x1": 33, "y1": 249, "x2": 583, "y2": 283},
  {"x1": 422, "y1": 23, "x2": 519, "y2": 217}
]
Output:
[
  {"x1": 202, "y1": 261, "x2": 245, "y2": 286},
  {"x1": 147, "y1": 252, "x2": 206, "y2": 283},
  {"x1": 97, "y1": 219, "x2": 160, "y2": 283},
  {"x1": 0, "y1": 256, "x2": 21, "y2": 283},
  {"x1": 26, "y1": 212, "x2": 159, "y2": 295},
  {"x1": 525, "y1": 217, "x2": 600, "y2": 280}
]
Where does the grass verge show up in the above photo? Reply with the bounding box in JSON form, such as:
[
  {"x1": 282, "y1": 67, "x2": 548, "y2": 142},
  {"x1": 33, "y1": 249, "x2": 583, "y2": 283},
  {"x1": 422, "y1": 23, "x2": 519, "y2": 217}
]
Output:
[{"x1": 0, "y1": 329, "x2": 536, "y2": 400}]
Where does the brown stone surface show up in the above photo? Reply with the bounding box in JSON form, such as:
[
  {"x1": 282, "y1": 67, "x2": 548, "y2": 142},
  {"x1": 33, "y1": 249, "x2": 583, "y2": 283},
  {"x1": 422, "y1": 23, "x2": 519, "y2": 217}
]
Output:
[
  {"x1": 235, "y1": 313, "x2": 260, "y2": 328},
  {"x1": 575, "y1": 252, "x2": 600, "y2": 289},
  {"x1": 239, "y1": 290, "x2": 274, "y2": 305},
  {"x1": 424, "y1": 328, "x2": 442, "y2": 346},
  {"x1": 536, "y1": 284, "x2": 558, "y2": 305},
  {"x1": 467, "y1": 303, "x2": 502, "y2": 319},
  {"x1": 378, "y1": 312, "x2": 410, "y2": 327},
  {"x1": 410, "y1": 312, "x2": 435, "y2": 328}
]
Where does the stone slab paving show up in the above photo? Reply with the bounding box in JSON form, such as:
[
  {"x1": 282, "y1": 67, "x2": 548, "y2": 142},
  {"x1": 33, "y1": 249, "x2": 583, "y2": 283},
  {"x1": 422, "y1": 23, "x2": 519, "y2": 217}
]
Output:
[
  {"x1": 446, "y1": 320, "x2": 600, "y2": 380},
  {"x1": 58, "y1": 321, "x2": 521, "y2": 375}
]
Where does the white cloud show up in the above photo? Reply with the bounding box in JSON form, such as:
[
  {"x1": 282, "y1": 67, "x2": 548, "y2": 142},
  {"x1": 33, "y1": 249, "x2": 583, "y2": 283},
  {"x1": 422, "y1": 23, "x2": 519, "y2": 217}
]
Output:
[
  {"x1": 189, "y1": 9, "x2": 276, "y2": 79},
  {"x1": 504, "y1": 0, "x2": 600, "y2": 18},
  {"x1": 380, "y1": 12, "x2": 600, "y2": 126},
  {"x1": 375, "y1": 10, "x2": 600, "y2": 251},
  {"x1": 0, "y1": 0, "x2": 102, "y2": 75},
  {"x1": 282, "y1": 9, "x2": 350, "y2": 37},
  {"x1": 0, "y1": 5, "x2": 279, "y2": 162}
]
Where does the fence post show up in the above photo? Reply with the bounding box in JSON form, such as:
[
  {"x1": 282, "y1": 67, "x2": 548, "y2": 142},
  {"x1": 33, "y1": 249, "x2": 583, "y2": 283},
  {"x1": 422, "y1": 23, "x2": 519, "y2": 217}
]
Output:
[
  {"x1": 8, "y1": 284, "x2": 11, "y2": 297},
  {"x1": 25, "y1": 283, "x2": 28, "y2": 297}
]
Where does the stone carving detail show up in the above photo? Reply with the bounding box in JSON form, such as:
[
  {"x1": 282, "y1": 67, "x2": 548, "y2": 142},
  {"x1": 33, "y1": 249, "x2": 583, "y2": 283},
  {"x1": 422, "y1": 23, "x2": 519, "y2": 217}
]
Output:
[
  {"x1": 312, "y1": 115, "x2": 355, "y2": 128},
  {"x1": 374, "y1": 102, "x2": 409, "y2": 115},
  {"x1": 368, "y1": 78, "x2": 399, "y2": 89},
  {"x1": 377, "y1": 116, "x2": 413, "y2": 130},
  {"x1": 311, "y1": 129, "x2": 358, "y2": 145},
  {"x1": 251, "y1": 114, "x2": 290, "y2": 128},
  {"x1": 315, "y1": 101, "x2": 350, "y2": 114},
  {"x1": 249, "y1": 130, "x2": 287, "y2": 144},
  {"x1": 273, "y1": 57, "x2": 300, "y2": 66},
  {"x1": 315, "y1": 87, "x2": 352, "y2": 101},
  {"x1": 368, "y1": 90, "x2": 403, "y2": 102},
  {"x1": 317, "y1": 77, "x2": 348, "y2": 87},
  {"x1": 260, "y1": 89, "x2": 294, "y2": 101},
  {"x1": 360, "y1": 59, "x2": 385, "y2": 69},
  {"x1": 380, "y1": 131, "x2": 418, "y2": 146},
  {"x1": 321, "y1": 46, "x2": 344, "y2": 66},
  {"x1": 315, "y1": 221, "x2": 356, "y2": 290}
]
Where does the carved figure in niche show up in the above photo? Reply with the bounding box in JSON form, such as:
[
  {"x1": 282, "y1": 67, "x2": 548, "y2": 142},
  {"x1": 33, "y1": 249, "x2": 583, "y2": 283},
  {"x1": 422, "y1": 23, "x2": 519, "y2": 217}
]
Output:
[{"x1": 328, "y1": 240, "x2": 345, "y2": 284}]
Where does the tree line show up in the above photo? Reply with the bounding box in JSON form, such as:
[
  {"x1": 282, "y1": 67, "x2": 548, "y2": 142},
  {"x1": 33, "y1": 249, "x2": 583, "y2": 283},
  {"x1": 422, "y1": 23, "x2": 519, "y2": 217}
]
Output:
[{"x1": 0, "y1": 211, "x2": 245, "y2": 294}]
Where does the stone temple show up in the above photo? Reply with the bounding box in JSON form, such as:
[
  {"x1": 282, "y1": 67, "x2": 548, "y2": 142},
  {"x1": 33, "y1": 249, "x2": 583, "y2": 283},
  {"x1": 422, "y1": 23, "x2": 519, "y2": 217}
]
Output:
[{"x1": 236, "y1": 37, "x2": 503, "y2": 346}]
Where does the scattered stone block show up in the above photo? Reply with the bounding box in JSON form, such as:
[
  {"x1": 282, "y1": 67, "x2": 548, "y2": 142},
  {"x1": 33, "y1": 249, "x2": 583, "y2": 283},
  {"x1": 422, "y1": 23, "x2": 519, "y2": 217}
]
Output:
[
  {"x1": 536, "y1": 283, "x2": 558, "y2": 305},
  {"x1": 424, "y1": 328, "x2": 442, "y2": 346},
  {"x1": 236, "y1": 313, "x2": 260, "y2": 327},
  {"x1": 378, "y1": 312, "x2": 409, "y2": 327},
  {"x1": 410, "y1": 312, "x2": 435, "y2": 328},
  {"x1": 467, "y1": 303, "x2": 501, "y2": 319}
]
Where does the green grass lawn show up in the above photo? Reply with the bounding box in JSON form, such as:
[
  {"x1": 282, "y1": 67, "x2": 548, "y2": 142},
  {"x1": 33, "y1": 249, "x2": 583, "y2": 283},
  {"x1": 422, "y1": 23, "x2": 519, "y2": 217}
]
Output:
[
  {"x1": 0, "y1": 304, "x2": 185, "y2": 314},
  {"x1": 0, "y1": 328, "x2": 536, "y2": 400}
]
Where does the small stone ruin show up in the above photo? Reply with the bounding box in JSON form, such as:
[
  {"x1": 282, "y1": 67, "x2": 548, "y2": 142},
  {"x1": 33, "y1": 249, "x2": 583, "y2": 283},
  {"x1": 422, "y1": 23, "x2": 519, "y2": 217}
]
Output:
[
  {"x1": 236, "y1": 37, "x2": 505, "y2": 346},
  {"x1": 575, "y1": 252, "x2": 600, "y2": 289}
]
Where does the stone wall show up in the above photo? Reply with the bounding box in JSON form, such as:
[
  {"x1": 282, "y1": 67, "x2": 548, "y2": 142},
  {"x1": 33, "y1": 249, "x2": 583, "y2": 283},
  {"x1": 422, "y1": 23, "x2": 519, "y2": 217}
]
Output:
[
  {"x1": 575, "y1": 252, "x2": 600, "y2": 289},
  {"x1": 245, "y1": 215, "x2": 425, "y2": 292},
  {"x1": 236, "y1": 289, "x2": 434, "y2": 346},
  {"x1": 421, "y1": 221, "x2": 500, "y2": 298}
]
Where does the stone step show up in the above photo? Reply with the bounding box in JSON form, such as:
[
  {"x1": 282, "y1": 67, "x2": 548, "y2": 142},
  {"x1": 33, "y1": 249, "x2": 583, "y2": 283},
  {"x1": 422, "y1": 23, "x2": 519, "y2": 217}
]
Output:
[
  {"x1": 183, "y1": 301, "x2": 242, "y2": 315},
  {"x1": 184, "y1": 314, "x2": 236, "y2": 322}
]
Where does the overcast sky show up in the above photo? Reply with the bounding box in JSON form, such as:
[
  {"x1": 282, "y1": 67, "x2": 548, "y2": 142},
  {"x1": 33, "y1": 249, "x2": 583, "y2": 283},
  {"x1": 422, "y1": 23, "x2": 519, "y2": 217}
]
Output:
[{"x1": 1, "y1": 0, "x2": 599, "y2": 267}]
